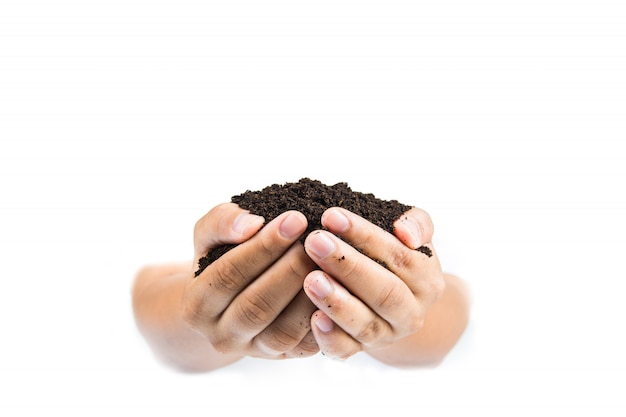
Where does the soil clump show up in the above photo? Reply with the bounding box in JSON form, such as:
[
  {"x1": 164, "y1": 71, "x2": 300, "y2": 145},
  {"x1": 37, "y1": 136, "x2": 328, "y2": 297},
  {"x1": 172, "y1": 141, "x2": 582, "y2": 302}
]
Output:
[{"x1": 195, "y1": 178, "x2": 427, "y2": 277}]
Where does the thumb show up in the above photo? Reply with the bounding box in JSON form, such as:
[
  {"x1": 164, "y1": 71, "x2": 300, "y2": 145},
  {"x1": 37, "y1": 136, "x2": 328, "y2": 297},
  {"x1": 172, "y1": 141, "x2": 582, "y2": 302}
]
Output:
[
  {"x1": 393, "y1": 207, "x2": 435, "y2": 249},
  {"x1": 193, "y1": 202, "x2": 265, "y2": 260}
]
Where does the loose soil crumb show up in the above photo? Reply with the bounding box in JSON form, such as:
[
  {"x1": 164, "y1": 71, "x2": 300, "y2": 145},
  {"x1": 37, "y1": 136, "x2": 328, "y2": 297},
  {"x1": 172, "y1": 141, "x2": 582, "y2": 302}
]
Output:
[
  {"x1": 195, "y1": 178, "x2": 429, "y2": 276},
  {"x1": 416, "y1": 245, "x2": 433, "y2": 257}
]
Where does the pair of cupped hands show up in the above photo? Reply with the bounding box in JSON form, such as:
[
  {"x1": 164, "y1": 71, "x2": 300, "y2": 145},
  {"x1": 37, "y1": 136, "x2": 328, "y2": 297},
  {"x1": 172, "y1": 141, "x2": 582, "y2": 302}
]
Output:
[{"x1": 183, "y1": 202, "x2": 445, "y2": 361}]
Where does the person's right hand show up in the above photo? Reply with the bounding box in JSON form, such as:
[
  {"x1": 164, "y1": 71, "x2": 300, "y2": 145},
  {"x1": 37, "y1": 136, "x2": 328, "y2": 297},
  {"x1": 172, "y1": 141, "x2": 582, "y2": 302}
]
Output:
[{"x1": 182, "y1": 203, "x2": 320, "y2": 359}]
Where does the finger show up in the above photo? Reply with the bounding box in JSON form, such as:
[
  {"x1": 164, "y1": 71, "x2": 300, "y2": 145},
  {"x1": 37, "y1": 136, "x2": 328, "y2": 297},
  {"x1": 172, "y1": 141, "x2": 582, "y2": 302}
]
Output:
[
  {"x1": 220, "y1": 242, "x2": 315, "y2": 339},
  {"x1": 311, "y1": 310, "x2": 361, "y2": 360},
  {"x1": 187, "y1": 211, "x2": 308, "y2": 322},
  {"x1": 321, "y1": 207, "x2": 430, "y2": 265},
  {"x1": 304, "y1": 230, "x2": 423, "y2": 329},
  {"x1": 252, "y1": 289, "x2": 319, "y2": 357},
  {"x1": 193, "y1": 202, "x2": 265, "y2": 261},
  {"x1": 305, "y1": 269, "x2": 411, "y2": 345},
  {"x1": 392, "y1": 207, "x2": 435, "y2": 249},
  {"x1": 320, "y1": 207, "x2": 445, "y2": 306},
  {"x1": 286, "y1": 330, "x2": 320, "y2": 359}
]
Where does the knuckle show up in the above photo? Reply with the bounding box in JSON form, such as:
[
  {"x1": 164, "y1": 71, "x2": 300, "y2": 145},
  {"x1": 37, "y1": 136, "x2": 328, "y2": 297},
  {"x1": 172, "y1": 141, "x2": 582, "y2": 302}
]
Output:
[
  {"x1": 258, "y1": 232, "x2": 279, "y2": 258},
  {"x1": 180, "y1": 300, "x2": 204, "y2": 329},
  {"x1": 180, "y1": 289, "x2": 211, "y2": 330},
  {"x1": 287, "y1": 260, "x2": 307, "y2": 280},
  {"x1": 405, "y1": 308, "x2": 425, "y2": 334},
  {"x1": 212, "y1": 258, "x2": 246, "y2": 293},
  {"x1": 181, "y1": 300, "x2": 240, "y2": 352},
  {"x1": 236, "y1": 293, "x2": 277, "y2": 329},
  {"x1": 284, "y1": 245, "x2": 316, "y2": 279},
  {"x1": 375, "y1": 283, "x2": 407, "y2": 316},
  {"x1": 391, "y1": 293, "x2": 426, "y2": 336},
  {"x1": 388, "y1": 247, "x2": 414, "y2": 271},
  {"x1": 211, "y1": 334, "x2": 238, "y2": 353},
  {"x1": 258, "y1": 327, "x2": 304, "y2": 354},
  {"x1": 420, "y1": 271, "x2": 446, "y2": 303},
  {"x1": 355, "y1": 318, "x2": 385, "y2": 345},
  {"x1": 294, "y1": 335, "x2": 320, "y2": 357},
  {"x1": 356, "y1": 232, "x2": 377, "y2": 254},
  {"x1": 297, "y1": 248, "x2": 318, "y2": 275},
  {"x1": 339, "y1": 257, "x2": 362, "y2": 285}
]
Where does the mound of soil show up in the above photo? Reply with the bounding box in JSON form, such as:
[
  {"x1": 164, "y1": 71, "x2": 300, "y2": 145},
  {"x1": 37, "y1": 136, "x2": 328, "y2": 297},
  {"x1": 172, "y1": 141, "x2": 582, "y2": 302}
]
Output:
[{"x1": 195, "y1": 178, "x2": 429, "y2": 277}]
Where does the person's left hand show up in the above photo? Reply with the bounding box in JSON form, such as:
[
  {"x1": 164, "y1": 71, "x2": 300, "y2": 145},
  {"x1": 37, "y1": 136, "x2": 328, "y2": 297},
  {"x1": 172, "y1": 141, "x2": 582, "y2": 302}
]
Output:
[{"x1": 302, "y1": 207, "x2": 445, "y2": 360}]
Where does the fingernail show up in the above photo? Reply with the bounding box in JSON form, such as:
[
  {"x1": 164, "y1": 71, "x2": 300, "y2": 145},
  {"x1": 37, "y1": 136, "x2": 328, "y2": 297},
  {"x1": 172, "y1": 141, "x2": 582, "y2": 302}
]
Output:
[
  {"x1": 307, "y1": 231, "x2": 335, "y2": 259},
  {"x1": 401, "y1": 216, "x2": 421, "y2": 248},
  {"x1": 232, "y1": 213, "x2": 264, "y2": 235},
  {"x1": 279, "y1": 212, "x2": 307, "y2": 238},
  {"x1": 308, "y1": 271, "x2": 333, "y2": 298},
  {"x1": 315, "y1": 314, "x2": 334, "y2": 333},
  {"x1": 323, "y1": 208, "x2": 350, "y2": 233}
]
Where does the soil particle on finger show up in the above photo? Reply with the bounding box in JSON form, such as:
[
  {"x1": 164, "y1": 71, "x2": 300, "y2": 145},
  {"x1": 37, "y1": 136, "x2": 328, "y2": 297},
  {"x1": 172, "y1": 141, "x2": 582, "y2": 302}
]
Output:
[
  {"x1": 416, "y1": 245, "x2": 433, "y2": 257},
  {"x1": 195, "y1": 177, "x2": 413, "y2": 276}
]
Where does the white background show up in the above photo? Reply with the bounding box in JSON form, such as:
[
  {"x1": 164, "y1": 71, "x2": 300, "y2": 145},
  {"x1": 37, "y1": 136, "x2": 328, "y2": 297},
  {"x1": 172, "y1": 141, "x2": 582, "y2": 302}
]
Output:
[{"x1": 1, "y1": 0, "x2": 625, "y2": 415}]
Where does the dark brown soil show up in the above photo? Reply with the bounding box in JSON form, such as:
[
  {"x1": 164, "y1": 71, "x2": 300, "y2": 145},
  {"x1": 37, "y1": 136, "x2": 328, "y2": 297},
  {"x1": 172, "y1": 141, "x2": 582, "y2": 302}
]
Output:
[{"x1": 195, "y1": 178, "x2": 429, "y2": 277}]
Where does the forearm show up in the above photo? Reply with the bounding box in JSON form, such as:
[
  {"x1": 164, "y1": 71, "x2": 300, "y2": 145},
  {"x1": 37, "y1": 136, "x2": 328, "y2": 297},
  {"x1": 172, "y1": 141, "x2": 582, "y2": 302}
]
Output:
[
  {"x1": 132, "y1": 263, "x2": 470, "y2": 370},
  {"x1": 131, "y1": 263, "x2": 243, "y2": 372},
  {"x1": 364, "y1": 274, "x2": 471, "y2": 367}
]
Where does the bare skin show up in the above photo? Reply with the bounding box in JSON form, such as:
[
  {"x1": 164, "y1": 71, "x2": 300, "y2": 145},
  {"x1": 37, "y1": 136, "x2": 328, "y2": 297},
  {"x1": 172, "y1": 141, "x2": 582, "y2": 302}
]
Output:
[{"x1": 132, "y1": 203, "x2": 470, "y2": 372}]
